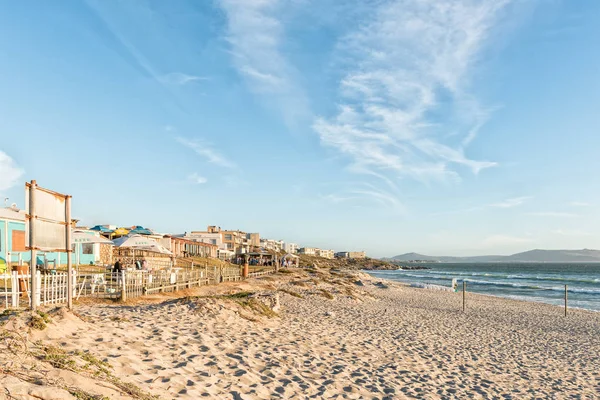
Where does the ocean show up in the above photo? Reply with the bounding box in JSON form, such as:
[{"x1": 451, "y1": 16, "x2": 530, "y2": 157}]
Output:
[{"x1": 366, "y1": 263, "x2": 600, "y2": 312}]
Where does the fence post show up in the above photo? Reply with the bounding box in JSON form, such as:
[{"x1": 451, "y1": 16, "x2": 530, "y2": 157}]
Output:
[
  {"x1": 29, "y1": 182, "x2": 38, "y2": 311},
  {"x1": 11, "y1": 271, "x2": 18, "y2": 307},
  {"x1": 121, "y1": 271, "x2": 127, "y2": 302},
  {"x1": 66, "y1": 196, "x2": 73, "y2": 310},
  {"x1": 564, "y1": 284, "x2": 568, "y2": 317},
  {"x1": 36, "y1": 271, "x2": 41, "y2": 307},
  {"x1": 462, "y1": 281, "x2": 466, "y2": 312}
]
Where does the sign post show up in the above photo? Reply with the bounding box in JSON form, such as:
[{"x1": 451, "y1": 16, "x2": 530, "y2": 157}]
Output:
[
  {"x1": 25, "y1": 180, "x2": 72, "y2": 310},
  {"x1": 66, "y1": 196, "x2": 73, "y2": 309},
  {"x1": 28, "y1": 181, "x2": 38, "y2": 310}
]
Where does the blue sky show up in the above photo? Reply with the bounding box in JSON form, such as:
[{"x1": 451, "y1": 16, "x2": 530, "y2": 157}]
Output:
[{"x1": 1, "y1": 0, "x2": 599, "y2": 257}]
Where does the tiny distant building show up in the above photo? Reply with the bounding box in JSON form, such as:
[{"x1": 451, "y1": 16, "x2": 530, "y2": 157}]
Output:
[
  {"x1": 283, "y1": 242, "x2": 298, "y2": 254},
  {"x1": 316, "y1": 249, "x2": 335, "y2": 259},
  {"x1": 335, "y1": 251, "x2": 366, "y2": 259},
  {"x1": 298, "y1": 247, "x2": 317, "y2": 256}
]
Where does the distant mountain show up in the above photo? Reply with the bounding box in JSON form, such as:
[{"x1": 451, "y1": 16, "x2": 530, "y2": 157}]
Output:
[{"x1": 386, "y1": 249, "x2": 600, "y2": 263}]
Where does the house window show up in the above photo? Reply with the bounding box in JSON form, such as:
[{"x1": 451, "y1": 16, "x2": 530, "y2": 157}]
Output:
[
  {"x1": 82, "y1": 244, "x2": 94, "y2": 254},
  {"x1": 224, "y1": 234, "x2": 232, "y2": 241},
  {"x1": 11, "y1": 230, "x2": 26, "y2": 252}
]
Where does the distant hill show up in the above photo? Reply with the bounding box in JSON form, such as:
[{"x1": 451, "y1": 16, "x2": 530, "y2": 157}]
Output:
[{"x1": 387, "y1": 249, "x2": 600, "y2": 263}]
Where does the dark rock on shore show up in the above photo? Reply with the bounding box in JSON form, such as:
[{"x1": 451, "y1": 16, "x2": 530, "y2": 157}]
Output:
[{"x1": 395, "y1": 265, "x2": 432, "y2": 270}]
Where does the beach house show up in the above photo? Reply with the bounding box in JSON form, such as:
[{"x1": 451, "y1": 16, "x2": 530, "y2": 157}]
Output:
[
  {"x1": 316, "y1": 249, "x2": 335, "y2": 259},
  {"x1": 335, "y1": 251, "x2": 367, "y2": 259},
  {"x1": 284, "y1": 242, "x2": 299, "y2": 254},
  {"x1": 299, "y1": 247, "x2": 317, "y2": 256},
  {"x1": 0, "y1": 205, "x2": 27, "y2": 272},
  {"x1": 0, "y1": 205, "x2": 104, "y2": 270},
  {"x1": 160, "y1": 235, "x2": 218, "y2": 258}
]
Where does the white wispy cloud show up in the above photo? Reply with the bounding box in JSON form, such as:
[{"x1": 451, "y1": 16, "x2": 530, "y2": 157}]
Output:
[
  {"x1": 490, "y1": 196, "x2": 532, "y2": 208},
  {"x1": 85, "y1": 0, "x2": 161, "y2": 82},
  {"x1": 569, "y1": 201, "x2": 590, "y2": 207},
  {"x1": 551, "y1": 229, "x2": 591, "y2": 236},
  {"x1": 320, "y1": 194, "x2": 359, "y2": 204},
  {"x1": 0, "y1": 151, "x2": 24, "y2": 192},
  {"x1": 527, "y1": 212, "x2": 577, "y2": 218},
  {"x1": 158, "y1": 73, "x2": 208, "y2": 86},
  {"x1": 176, "y1": 137, "x2": 236, "y2": 168},
  {"x1": 314, "y1": 0, "x2": 510, "y2": 207},
  {"x1": 188, "y1": 173, "x2": 208, "y2": 185},
  {"x1": 218, "y1": 0, "x2": 309, "y2": 124}
]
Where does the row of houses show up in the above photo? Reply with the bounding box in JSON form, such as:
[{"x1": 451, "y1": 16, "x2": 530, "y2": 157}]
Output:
[
  {"x1": 0, "y1": 203, "x2": 367, "y2": 269},
  {"x1": 294, "y1": 248, "x2": 366, "y2": 259}
]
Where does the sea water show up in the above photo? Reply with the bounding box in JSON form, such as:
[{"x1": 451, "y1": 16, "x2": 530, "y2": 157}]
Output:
[{"x1": 366, "y1": 263, "x2": 600, "y2": 311}]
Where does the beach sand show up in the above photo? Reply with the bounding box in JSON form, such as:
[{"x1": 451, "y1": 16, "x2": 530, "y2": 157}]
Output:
[{"x1": 2, "y1": 268, "x2": 600, "y2": 399}]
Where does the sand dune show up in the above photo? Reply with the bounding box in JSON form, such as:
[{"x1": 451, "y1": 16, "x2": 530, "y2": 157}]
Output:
[{"x1": 2, "y1": 268, "x2": 600, "y2": 399}]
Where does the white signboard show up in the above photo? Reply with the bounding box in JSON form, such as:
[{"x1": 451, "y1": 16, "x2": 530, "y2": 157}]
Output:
[{"x1": 25, "y1": 182, "x2": 69, "y2": 252}]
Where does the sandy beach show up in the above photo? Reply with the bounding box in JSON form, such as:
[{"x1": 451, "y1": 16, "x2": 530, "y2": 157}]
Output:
[{"x1": 2, "y1": 267, "x2": 600, "y2": 399}]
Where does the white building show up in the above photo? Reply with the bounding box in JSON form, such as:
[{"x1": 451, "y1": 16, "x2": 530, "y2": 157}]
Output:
[
  {"x1": 316, "y1": 249, "x2": 335, "y2": 259},
  {"x1": 182, "y1": 232, "x2": 224, "y2": 249},
  {"x1": 261, "y1": 238, "x2": 284, "y2": 252},
  {"x1": 299, "y1": 247, "x2": 317, "y2": 256},
  {"x1": 284, "y1": 242, "x2": 298, "y2": 254}
]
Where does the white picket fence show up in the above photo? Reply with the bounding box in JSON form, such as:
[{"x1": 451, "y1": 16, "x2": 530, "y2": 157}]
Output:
[
  {"x1": 248, "y1": 268, "x2": 276, "y2": 278},
  {"x1": 1, "y1": 271, "x2": 75, "y2": 309},
  {"x1": 1, "y1": 264, "x2": 275, "y2": 309}
]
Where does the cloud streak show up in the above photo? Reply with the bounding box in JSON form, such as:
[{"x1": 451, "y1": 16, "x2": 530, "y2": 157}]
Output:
[
  {"x1": 218, "y1": 0, "x2": 309, "y2": 124},
  {"x1": 314, "y1": 0, "x2": 510, "y2": 207},
  {"x1": 159, "y1": 73, "x2": 208, "y2": 86},
  {"x1": 0, "y1": 150, "x2": 24, "y2": 192},
  {"x1": 490, "y1": 196, "x2": 532, "y2": 208},
  {"x1": 176, "y1": 137, "x2": 236, "y2": 168}
]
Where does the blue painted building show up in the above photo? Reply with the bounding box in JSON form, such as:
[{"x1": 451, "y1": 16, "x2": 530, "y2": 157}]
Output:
[{"x1": 0, "y1": 206, "x2": 100, "y2": 273}]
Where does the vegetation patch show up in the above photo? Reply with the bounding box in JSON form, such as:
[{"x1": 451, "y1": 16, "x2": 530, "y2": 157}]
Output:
[
  {"x1": 68, "y1": 388, "x2": 110, "y2": 400},
  {"x1": 28, "y1": 311, "x2": 50, "y2": 330},
  {"x1": 236, "y1": 298, "x2": 279, "y2": 318},
  {"x1": 107, "y1": 377, "x2": 160, "y2": 400},
  {"x1": 75, "y1": 350, "x2": 113, "y2": 377},
  {"x1": 279, "y1": 289, "x2": 304, "y2": 298},
  {"x1": 319, "y1": 289, "x2": 334, "y2": 300},
  {"x1": 222, "y1": 291, "x2": 254, "y2": 299},
  {"x1": 278, "y1": 268, "x2": 294, "y2": 274},
  {"x1": 109, "y1": 315, "x2": 130, "y2": 323},
  {"x1": 1, "y1": 309, "x2": 21, "y2": 318},
  {"x1": 238, "y1": 313, "x2": 259, "y2": 322},
  {"x1": 37, "y1": 343, "x2": 78, "y2": 370},
  {"x1": 291, "y1": 280, "x2": 308, "y2": 287}
]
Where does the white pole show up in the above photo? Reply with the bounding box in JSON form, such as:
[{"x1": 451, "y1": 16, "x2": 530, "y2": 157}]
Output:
[
  {"x1": 29, "y1": 180, "x2": 38, "y2": 311},
  {"x1": 66, "y1": 196, "x2": 73, "y2": 310}
]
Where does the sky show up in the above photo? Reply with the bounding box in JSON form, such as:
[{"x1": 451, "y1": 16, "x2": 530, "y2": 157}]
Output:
[{"x1": 1, "y1": 0, "x2": 599, "y2": 258}]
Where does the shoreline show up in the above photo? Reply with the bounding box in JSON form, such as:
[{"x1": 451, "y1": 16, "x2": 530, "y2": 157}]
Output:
[
  {"x1": 364, "y1": 268, "x2": 600, "y2": 313},
  {"x1": 2, "y1": 267, "x2": 600, "y2": 398}
]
